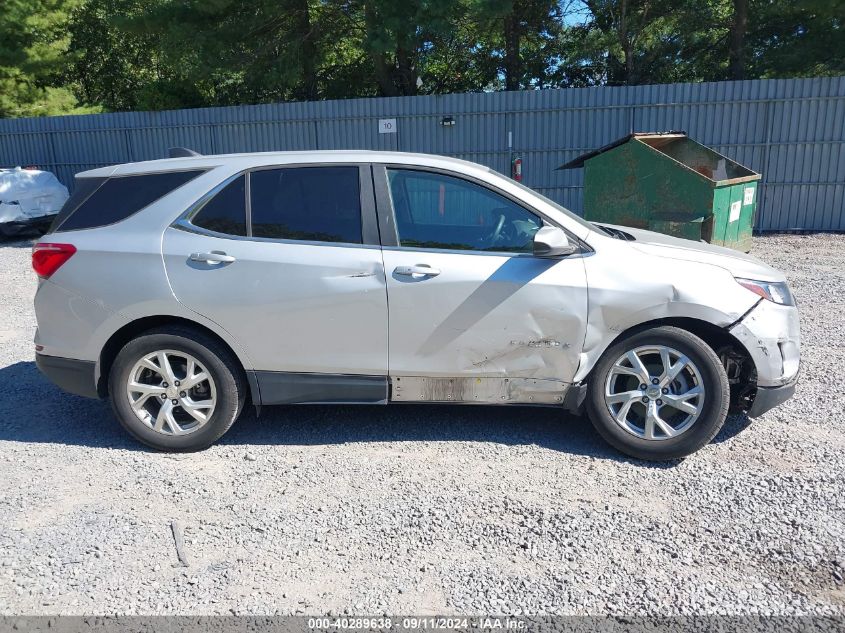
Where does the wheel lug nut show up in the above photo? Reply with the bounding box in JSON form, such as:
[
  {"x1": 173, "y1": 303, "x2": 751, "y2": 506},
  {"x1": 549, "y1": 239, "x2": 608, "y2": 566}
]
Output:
[
  {"x1": 160, "y1": 394, "x2": 167, "y2": 400},
  {"x1": 162, "y1": 383, "x2": 168, "y2": 388},
  {"x1": 174, "y1": 381, "x2": 180, "y2": 387},
  {"x1": 171, "y1": 399, "x2": 178, "y2": 405},
  {"x1": 651, "y1": 378, "x2": 659, "y2": 385},
  {"x1": 662, "y1": 387, "x2": 669, "y2": 394},
  {"x1": 656, "y1": 399, "x2": 663, "y2": 406},
  {"x1": 180, "y1": 391, "x2": 186, "y2": 398},
  {"x1": 641, "y1": 397, "x2": 649, "y2": 403},
  {"x1": 639, "y1": 384, "x2": 647, "y2": 390}
]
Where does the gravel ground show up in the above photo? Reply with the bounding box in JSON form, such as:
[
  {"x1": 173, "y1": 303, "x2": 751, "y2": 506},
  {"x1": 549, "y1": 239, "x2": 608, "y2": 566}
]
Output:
[{"x1": 0, "y1": 233, "x2": 844, "y2": 617}]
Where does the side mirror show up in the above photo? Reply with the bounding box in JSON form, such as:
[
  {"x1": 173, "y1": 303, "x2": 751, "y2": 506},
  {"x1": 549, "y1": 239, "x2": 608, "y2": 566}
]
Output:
[{"x1": 533, "y1": 225, "x2": 577, "y2": 257}]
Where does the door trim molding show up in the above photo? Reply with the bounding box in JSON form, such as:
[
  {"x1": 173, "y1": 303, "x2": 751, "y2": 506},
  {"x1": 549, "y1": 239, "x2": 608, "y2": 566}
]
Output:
[
  {"x1": 252, "y1": 371, "x2": 581, "y2": 408},
  {"x1": 255, "y1": 371, "x2": 388, "y2": 405}
]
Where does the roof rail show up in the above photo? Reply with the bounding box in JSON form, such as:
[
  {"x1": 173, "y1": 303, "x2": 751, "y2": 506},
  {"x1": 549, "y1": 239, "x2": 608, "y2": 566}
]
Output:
[{"x1": 167, "y1": 147, "x2": 202, "y2": 158}]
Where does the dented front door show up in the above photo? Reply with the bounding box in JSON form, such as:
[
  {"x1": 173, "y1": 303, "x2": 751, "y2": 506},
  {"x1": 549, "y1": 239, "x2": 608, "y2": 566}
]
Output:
[{"x1": 383, "y1": 248, "x2": 588, "y2": 387}]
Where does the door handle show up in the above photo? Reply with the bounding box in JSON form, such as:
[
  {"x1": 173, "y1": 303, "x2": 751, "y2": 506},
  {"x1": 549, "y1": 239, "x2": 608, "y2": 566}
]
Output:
[
  {"x1": 394, "y1": 264, "x2": 440, "y2": 277},
  {"x1": 189, "y1": 251, "x2": 236, "y2": 264}
]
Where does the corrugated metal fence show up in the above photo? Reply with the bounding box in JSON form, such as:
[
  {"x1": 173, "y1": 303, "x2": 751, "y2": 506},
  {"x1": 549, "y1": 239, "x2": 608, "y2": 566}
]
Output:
[{"x1": 0, "y1": 76, "x2": 843, "y2": 231}]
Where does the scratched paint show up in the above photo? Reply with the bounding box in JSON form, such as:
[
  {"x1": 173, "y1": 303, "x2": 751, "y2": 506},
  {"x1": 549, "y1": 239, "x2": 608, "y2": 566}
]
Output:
[{"x1": 390, "y1": 375, "x2": 567, "y2": 404}]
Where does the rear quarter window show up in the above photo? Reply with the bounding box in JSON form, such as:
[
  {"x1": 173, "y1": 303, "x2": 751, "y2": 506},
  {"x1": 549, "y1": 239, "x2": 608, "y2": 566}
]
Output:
[
  {"x1": 190, "y1": 175, "x2": 247, "y2": 236},
  {"x1": 53, "y1": 170, "x2": 204, "y2": 232}
]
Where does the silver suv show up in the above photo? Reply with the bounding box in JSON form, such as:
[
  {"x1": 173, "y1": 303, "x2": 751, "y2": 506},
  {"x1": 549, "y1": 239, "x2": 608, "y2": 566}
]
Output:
[{"x1": 32, "y1": 151, "x2": 800, "y2": 459}]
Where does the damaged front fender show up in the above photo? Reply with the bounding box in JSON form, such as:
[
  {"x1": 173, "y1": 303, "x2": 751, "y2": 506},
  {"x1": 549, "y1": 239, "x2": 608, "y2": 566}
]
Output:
[{"x1": 575, "y1": 243, "x2": 759, "y2": 383}]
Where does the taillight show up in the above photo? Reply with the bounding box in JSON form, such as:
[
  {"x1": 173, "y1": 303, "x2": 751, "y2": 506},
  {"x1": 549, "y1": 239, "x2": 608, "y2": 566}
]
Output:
[{"x1": 32, "y1": 243, "x2": 76, "y2": 278}]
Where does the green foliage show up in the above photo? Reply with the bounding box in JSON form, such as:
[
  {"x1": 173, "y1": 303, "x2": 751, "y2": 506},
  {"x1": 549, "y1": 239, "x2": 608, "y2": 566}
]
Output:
[
  {"x1": 569, "y1": 0, "x2": 731, "y2": 85},
  {"x1": 0, "y1": 0, "x2": 97, "y2": 117},
  {"x1": 0, "y1": 0, "x2": 842, "y2": 117},
  {"x1": 746, "y1": 0, "x2": 845, "y2": 78},
  {"x1": 568, "y1": 0, "x2": 844, "y2": 86},
  {"x1": 471, "y1": 0, "x2": 565, "y2": 90}
]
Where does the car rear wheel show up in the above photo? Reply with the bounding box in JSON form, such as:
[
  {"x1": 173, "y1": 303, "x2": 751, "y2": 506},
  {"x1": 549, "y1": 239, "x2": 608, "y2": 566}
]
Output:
[
  {"x1": 586, "y1": 326, "x2": 729, "y2": 460},
  {"x1": 108, "y1": 327, "x2": 247, "y2": 451}
]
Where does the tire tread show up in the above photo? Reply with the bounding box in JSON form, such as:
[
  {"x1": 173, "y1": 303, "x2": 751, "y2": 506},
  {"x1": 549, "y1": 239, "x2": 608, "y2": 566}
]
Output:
[
  {"x1": 586, "y1": 326, "x2": 730, "y2": 461},
  {"x1": 108, "y1": 325, "x2": 247, "y2": 451}
]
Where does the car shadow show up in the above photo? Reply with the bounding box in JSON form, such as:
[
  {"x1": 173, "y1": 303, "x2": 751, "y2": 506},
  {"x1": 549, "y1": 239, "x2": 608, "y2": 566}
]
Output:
[
  {"x1": 0, "y1": 237, "x2": 37, "y2": 247},
  {"x1": 712, "y1": 411, "x2": 754, "y2": 443},
  {"x1": 0, "y1": 360, "x2": 747, "y2": 466}
]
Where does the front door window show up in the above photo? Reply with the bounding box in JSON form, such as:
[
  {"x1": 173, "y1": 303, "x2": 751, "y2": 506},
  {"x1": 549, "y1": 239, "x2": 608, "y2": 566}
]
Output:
[{"x1": 386, "y1": 168, "x2": 542, "y2": 253}]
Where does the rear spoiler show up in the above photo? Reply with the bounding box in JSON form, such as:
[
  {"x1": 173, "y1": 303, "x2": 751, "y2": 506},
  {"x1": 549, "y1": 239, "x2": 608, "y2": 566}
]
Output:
[{"x1": 167, "y1": 147, "x2": 202, "y2": 158}]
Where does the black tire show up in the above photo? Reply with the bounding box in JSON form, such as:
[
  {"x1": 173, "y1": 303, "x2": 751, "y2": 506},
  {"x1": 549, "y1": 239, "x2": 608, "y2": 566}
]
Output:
[
  {"x1": 586, "y1": 326, "x2": 729, "y2": 461},
  {"x1": 108, "y1": 326, "x2": 247, "y2": 451}
]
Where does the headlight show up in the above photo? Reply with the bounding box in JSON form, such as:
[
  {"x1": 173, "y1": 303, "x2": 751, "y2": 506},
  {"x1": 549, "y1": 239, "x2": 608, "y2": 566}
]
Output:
[{"x1": 735, "y1": 278, "x2": 795, "y2": 306}]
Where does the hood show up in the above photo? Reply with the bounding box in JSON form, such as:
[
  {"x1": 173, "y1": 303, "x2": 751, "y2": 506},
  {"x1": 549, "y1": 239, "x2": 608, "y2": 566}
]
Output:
[{"x1": 596, "y1": 223, "x2": 786, "y2": 282}]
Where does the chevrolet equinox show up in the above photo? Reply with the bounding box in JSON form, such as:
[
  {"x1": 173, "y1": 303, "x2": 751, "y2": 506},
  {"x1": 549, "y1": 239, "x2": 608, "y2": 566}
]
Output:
[{"x1": 32, "y1": 151, "x2": 800, "y2": 459}]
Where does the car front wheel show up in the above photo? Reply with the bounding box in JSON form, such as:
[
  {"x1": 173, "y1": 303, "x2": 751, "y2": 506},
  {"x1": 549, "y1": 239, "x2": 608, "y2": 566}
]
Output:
[
  {"x1": 586, "y1": 326, "x2": 730, "y2": 460},
  {"x1": 108, "y1": 326, "x2": 247, "y2": 451}
]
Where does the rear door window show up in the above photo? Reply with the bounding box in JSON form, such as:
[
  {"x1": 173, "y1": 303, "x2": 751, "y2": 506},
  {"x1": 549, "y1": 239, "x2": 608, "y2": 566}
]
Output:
[
  {"x1": 190, "y1": 175, "x2": 247, "y2": 236},
  {"x1": 55, "y1": 170, "x2": 204, "y2": 232},
  {"x1": 249, "y1": 167, "x2": 362, "y2": 244}
]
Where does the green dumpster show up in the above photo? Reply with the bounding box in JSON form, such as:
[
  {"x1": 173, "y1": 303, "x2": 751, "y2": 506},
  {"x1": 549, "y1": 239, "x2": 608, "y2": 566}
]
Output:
[{"x1": 559, "y1": 132, "x2": 761, "y2": 252}]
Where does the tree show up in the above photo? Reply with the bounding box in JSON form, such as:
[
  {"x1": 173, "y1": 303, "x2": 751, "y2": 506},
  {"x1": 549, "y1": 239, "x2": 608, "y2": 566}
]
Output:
[
  {"x1": 576, "y1": 0, "x2": 685, "y2": 85},
  {"x1": 745, "y1": 0, "x2": 845, "y2": 79},
  {"x1": 571, "y1": 0, "x2": 844, "y2": 86},
  {"x1": 0, "y1": 0, "x2": 92, "y2": 117},
  {"x1": 66, "y1": 0, "x2": 482, "y2": 105},
  {"x1": 470, "y1": 0, "x2": 564, "y2": 91},
  {"x1": 570, "y1": 0, "x2": 734, "y2": 85},
  {"x1": 68, "y1": 0, "x2": 169, "y2": 111},
  {"x1": 357, "y1": 0, "x2": 478, "y2": 96},
  {"x1": 728, "y1": 0, "x2": 748, "y2": 79},
  {"x1": 69, "y1": 0, "x2": 358, "y2": 108},
  {"x1": 4, "y1": 0, "x2": 844, "y2": 118}
]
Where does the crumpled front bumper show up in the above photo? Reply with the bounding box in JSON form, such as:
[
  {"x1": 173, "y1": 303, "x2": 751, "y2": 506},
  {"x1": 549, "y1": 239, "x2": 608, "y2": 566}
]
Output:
[
  {"x1": 747, "y1": 375, "x2": 798, "y2": 418},
  {"x1": 730, "y1": 299, "x2": 800, "y2": 387},
  {"x1": 729, "y1": 298, "x2": 800, "y2": 416}
]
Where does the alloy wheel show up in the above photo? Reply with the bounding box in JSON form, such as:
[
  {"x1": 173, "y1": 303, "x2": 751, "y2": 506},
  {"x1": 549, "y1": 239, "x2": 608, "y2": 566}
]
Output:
[
  {"x1": 603, "y1": 345, "x2": 705, "y2": 441},
  {"x1": 126, "y1": 349, "x2": 217, "y2": 436}
]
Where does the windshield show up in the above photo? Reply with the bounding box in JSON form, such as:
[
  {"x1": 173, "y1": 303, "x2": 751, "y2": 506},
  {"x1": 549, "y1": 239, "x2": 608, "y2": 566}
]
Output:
[{"x1": 508, "y1": 178, "x2": 596, "y2": 232}]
